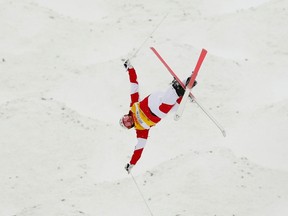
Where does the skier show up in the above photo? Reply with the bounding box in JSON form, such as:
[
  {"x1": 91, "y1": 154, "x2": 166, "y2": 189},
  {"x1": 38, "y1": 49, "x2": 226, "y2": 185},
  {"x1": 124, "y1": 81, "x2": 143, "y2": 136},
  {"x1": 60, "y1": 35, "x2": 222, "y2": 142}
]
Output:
[{"x1": 120, "y1": 59, "x2": 197, "y2": 174}]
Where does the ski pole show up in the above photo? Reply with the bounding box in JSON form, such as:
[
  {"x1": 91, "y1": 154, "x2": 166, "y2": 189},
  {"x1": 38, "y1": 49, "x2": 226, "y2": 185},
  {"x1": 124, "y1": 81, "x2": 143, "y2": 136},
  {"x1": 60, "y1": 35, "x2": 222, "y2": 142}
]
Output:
[
  {"x1": 131, "y1": 173, "x2": 154, "y2": 216},
  {"x1": 129, "y1": 13, "x2": 169, "y2": 60},
  {"x1": 190, "y1": 96, "x2": 226, "y2": 137}
]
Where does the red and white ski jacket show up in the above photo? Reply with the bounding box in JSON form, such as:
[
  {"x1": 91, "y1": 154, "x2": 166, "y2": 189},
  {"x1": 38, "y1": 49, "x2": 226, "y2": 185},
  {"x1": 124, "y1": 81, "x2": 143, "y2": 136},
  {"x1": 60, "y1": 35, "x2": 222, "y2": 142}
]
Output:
[{"x1": 127, "y1": 68, "x2": 182, "y2": 165}]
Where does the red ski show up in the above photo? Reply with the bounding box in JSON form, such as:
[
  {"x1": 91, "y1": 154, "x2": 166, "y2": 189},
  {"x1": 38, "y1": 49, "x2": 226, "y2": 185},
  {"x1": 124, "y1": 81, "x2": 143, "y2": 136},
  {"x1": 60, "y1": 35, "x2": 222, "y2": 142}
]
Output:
[
  {"x1": 150, "y1": 47, "x2": 207, "y2": 119},
  {"x1": 150, "y1": 47, "x2": 187, "y2": 90}
]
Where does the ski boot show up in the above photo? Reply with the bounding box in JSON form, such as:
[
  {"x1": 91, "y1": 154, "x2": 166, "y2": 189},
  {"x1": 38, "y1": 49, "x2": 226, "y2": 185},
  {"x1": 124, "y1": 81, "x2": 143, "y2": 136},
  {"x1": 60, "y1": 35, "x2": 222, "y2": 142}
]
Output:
[{"x1": 172, "y1": 77, "x2": 197, "y2": 97}]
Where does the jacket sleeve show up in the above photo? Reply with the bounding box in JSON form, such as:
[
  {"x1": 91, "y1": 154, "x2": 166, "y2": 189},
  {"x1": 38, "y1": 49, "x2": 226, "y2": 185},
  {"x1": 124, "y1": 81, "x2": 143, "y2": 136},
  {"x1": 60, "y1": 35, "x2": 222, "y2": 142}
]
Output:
[
  {"x1": 127, "y1": 68, "x2": 139, "y2": 107},
  {"x1": 130, "y1": 129, "x2": 149, "y2": 165}
]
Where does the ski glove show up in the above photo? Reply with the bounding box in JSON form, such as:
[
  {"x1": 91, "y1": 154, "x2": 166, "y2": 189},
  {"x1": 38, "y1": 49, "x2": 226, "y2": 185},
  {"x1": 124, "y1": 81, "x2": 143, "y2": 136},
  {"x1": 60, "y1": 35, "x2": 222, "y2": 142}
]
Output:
[
  {"x1": 123, "y1": 59, "x2": 133, "y2": 70},
  {"x1": 124, "y1": 163, "x2": 134, "y2": 174}
]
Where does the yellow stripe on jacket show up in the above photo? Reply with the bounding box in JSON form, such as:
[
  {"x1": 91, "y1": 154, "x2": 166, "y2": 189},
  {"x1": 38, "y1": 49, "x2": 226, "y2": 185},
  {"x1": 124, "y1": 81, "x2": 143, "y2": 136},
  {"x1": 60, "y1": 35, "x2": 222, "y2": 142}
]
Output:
[{"x1": 131, "y1": 102, "x2": 156, "y2": 130}]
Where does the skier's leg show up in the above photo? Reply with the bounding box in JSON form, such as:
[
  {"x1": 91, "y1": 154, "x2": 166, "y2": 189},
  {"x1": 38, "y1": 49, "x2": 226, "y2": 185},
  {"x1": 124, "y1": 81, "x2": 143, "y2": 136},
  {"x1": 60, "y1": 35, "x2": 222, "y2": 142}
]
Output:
[
  {"x1": 148, "y1": 86, "x2": 179, "y2": 118},
  {"x1": 161, "y1": 85, "x2": 179, "y2": 106}
]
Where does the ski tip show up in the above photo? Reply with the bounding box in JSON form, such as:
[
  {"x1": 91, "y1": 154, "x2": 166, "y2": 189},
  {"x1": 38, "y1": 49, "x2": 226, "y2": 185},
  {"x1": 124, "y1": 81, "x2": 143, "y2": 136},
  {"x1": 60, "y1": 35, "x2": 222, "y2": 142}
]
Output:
[{"x1": 202, "y1": 48, "x2": 208, "y2": 53}]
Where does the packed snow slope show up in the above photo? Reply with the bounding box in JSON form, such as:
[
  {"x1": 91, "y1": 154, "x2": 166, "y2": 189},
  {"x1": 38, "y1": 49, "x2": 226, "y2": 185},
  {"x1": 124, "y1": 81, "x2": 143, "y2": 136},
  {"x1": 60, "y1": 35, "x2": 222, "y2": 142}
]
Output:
[{"x1": 1, "y1": 0, "x2": 288, "y2": 215}]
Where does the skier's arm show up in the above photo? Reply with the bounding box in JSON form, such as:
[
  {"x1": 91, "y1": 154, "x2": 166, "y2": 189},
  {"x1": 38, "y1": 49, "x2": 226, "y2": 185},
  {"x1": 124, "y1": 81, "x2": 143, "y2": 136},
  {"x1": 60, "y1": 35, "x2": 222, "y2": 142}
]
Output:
[
  {"x1": 130, "y1": 129, "x2": 149, "y2": 165},
  {"x1": 127, "y1": 68, "x2": 139, "y2": 106}
]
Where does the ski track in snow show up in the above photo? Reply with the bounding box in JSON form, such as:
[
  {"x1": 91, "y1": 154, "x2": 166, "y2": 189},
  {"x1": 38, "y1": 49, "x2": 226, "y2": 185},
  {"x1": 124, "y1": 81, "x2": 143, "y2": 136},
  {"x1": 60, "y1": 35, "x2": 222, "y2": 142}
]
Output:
[{"x1": 1, "y1": 0, "x2": 288, "y2": 215}]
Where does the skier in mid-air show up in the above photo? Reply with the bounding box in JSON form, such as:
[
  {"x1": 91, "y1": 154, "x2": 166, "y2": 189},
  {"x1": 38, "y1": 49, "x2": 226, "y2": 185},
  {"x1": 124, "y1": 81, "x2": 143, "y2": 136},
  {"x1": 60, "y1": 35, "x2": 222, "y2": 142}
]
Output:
[{"x1": 120, "y1": 59, "x2": 197, "y2": 174}]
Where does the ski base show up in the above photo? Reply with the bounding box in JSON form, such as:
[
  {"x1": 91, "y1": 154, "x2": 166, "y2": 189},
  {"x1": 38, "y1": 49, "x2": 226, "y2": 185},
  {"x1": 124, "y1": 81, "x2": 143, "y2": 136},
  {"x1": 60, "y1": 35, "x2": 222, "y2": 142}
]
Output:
[{"x1": 174, "y1": 87, "x2": 191, "y2": 121}]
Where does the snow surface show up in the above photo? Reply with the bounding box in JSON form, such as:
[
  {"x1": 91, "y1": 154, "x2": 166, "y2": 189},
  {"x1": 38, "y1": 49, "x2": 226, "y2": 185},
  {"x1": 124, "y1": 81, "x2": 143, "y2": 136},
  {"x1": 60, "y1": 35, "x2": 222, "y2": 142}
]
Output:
[{"x1": 1, "y1": 0, "x2": 288, "y2": 215}]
